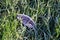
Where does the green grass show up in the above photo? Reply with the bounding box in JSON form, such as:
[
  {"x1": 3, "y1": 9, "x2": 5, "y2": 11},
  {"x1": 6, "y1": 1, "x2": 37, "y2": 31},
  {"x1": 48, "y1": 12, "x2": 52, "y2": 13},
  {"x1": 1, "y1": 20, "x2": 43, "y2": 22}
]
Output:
[{"x1": 0, "y1": 0, "x2": 60, "y2": 40}]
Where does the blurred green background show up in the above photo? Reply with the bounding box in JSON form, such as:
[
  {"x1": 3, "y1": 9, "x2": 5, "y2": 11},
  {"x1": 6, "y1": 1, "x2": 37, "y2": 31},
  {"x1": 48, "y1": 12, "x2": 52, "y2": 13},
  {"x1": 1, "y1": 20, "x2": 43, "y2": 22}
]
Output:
[{"x1": 0, "y1": 0, "x2": 60, "y2": 40}]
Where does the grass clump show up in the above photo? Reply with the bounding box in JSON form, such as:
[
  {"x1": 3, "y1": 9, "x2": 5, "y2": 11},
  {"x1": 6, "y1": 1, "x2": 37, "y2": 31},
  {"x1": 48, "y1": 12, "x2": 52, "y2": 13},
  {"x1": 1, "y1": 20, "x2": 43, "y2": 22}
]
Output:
[{"x1": 0, "y1": 0, "x2": 60, "y2": 40}]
